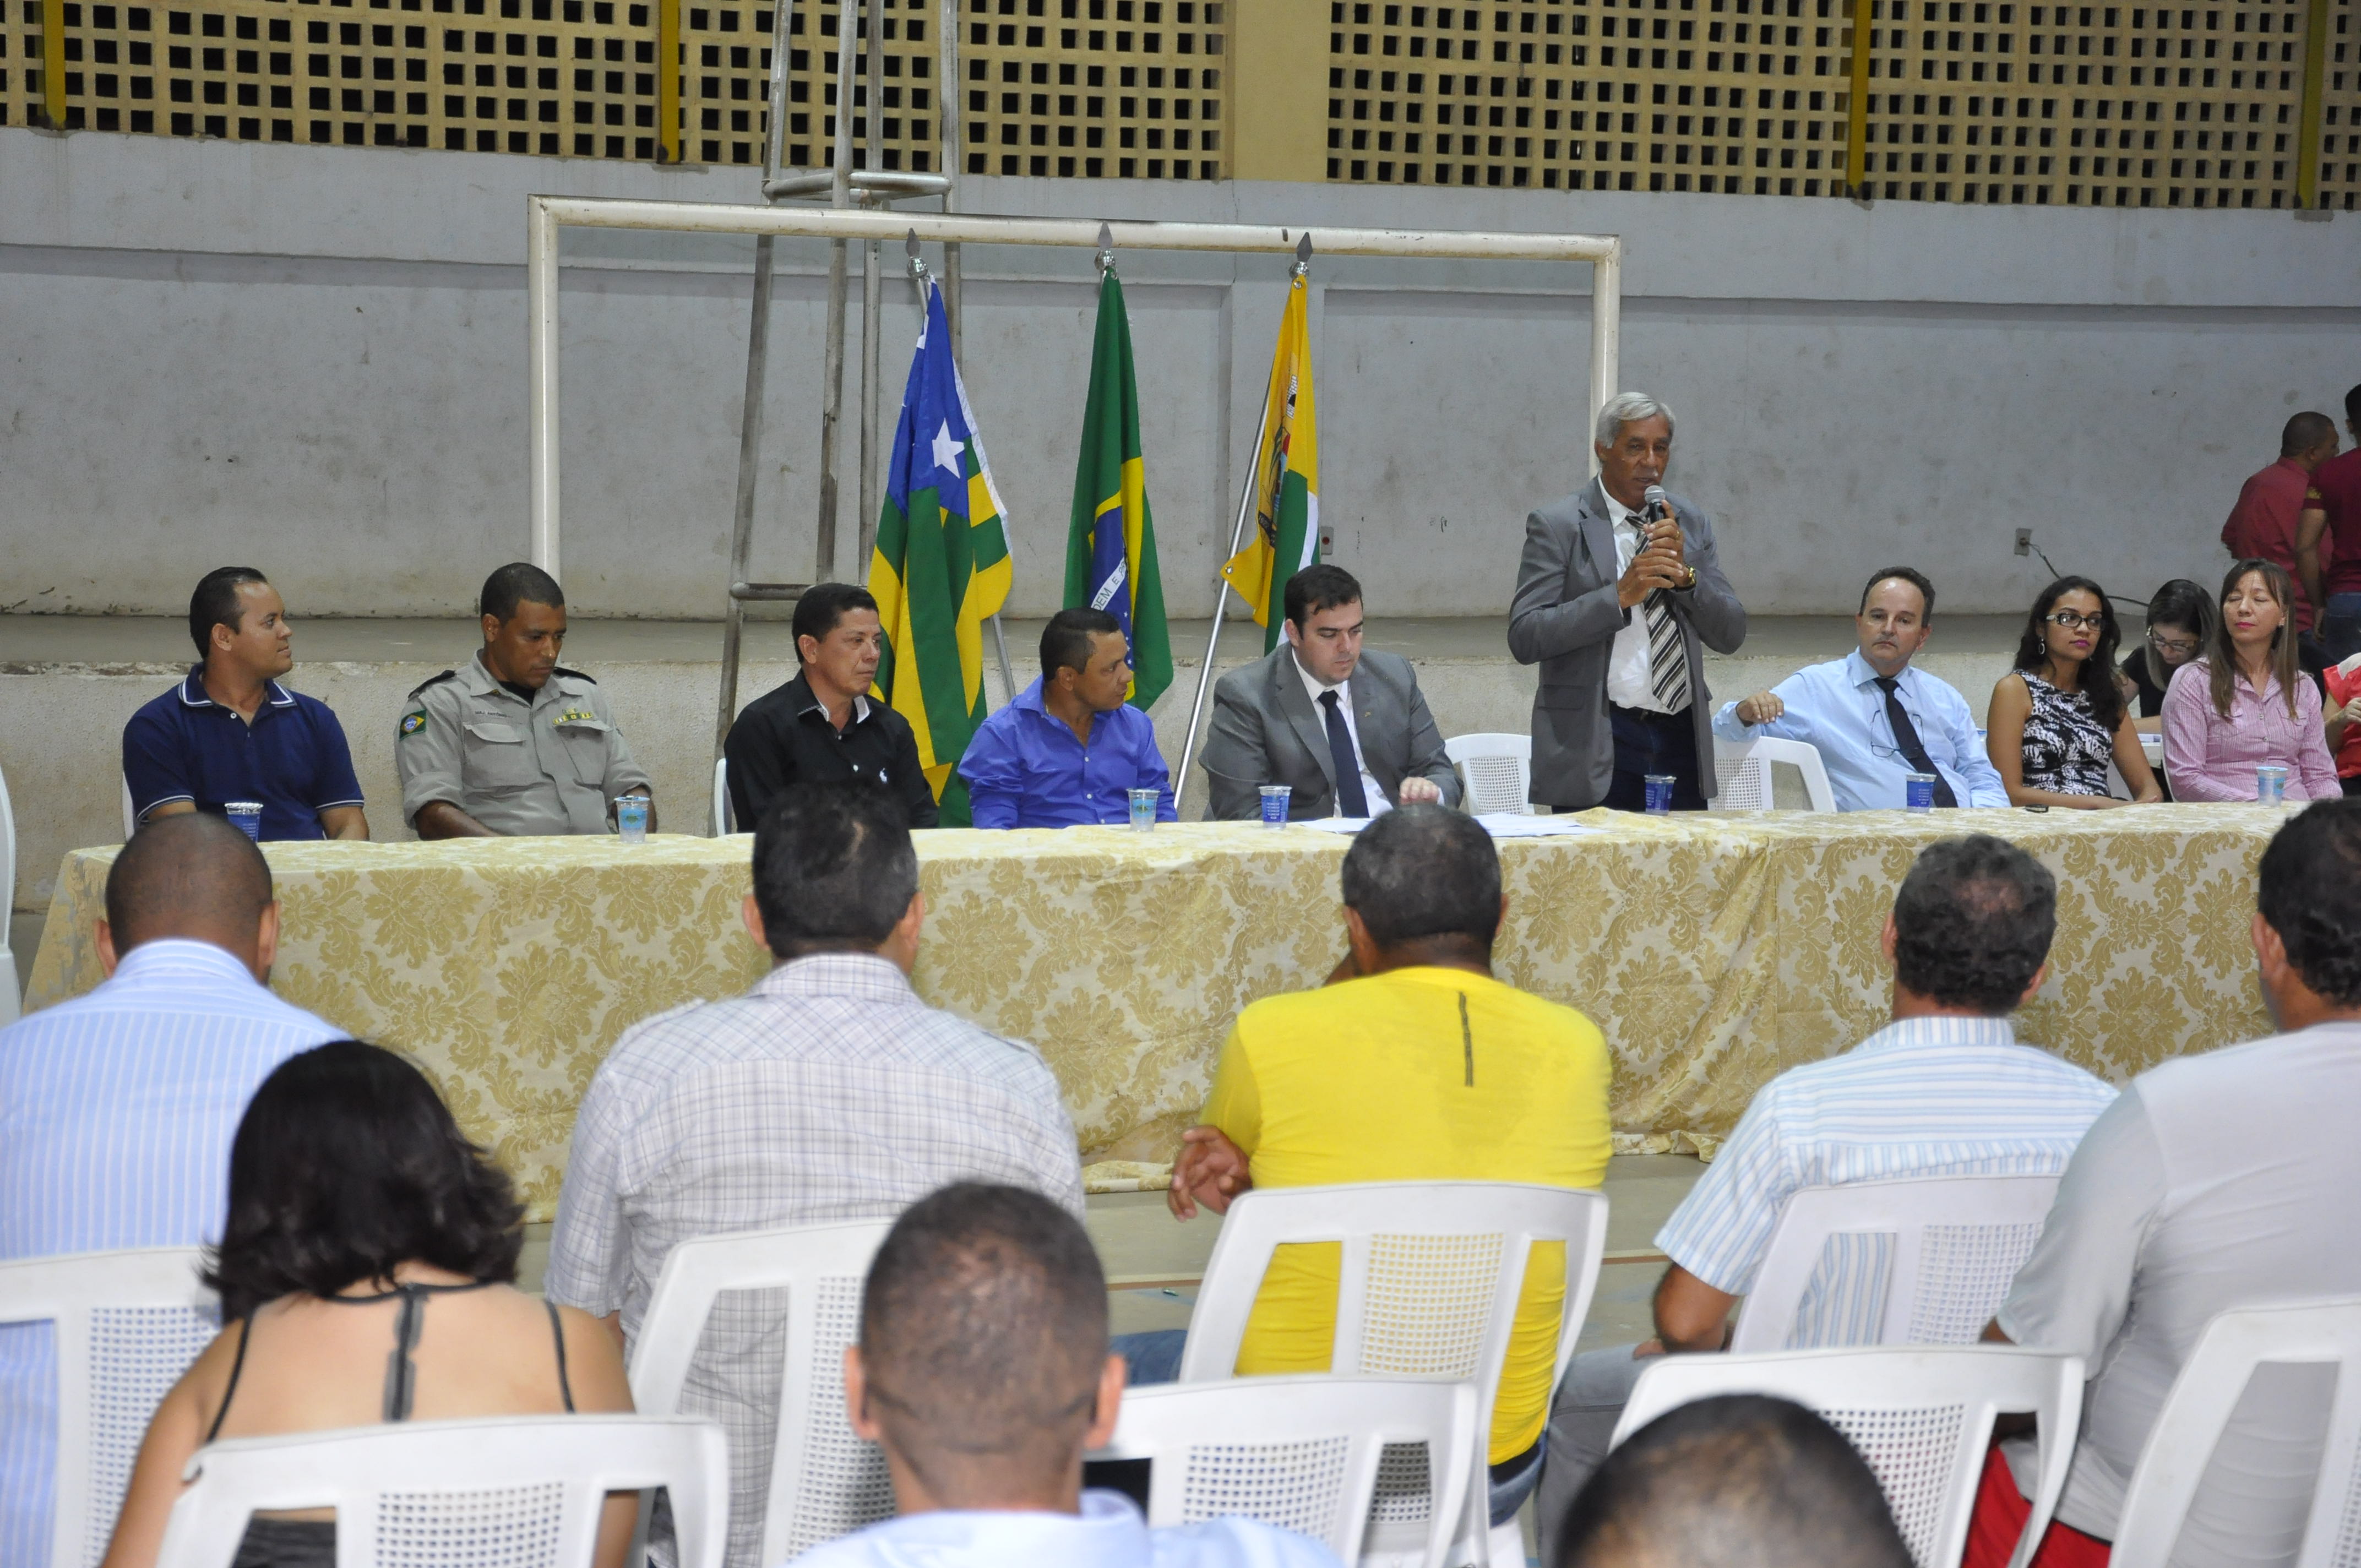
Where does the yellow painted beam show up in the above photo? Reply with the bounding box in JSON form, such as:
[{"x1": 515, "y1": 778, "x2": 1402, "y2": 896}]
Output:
[
  {"x1": 2294, "y1": 0, "x2": 2328, "y2": 210},
  {"x1": 41, "y1": 0, "x2": 70, "y2": 129},
  {"x1": 659, "y1": 0, "x2": 682, "y2": 162},
  {"x1": 1845, "y1": 0, "x2": 1873, "y2": 193}
]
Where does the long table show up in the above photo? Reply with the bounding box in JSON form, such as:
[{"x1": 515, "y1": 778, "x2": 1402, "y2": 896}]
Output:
[{"x1": 26, "y1": 809, "x2": 2286, "y2": 1219}]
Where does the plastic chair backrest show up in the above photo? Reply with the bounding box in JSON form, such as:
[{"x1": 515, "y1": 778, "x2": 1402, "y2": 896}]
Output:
[
  {"x1": 1614, "y1": 1346, "x2": 2085, "y2": 1568},
  {"x1": 0, "y1": 755, "x2": 18, "y2": 1023},
  {"x1": 1729, "y1": 1175, "x2": 2064, "y2": 1354},
  {"x1": 150, "y1": 1413, "x2": 728, "y2": 1568},
  {"x1": 1098, "y1": 1375, "x2": 1478, "y2": 1568},
  {"x1": 711, "y1": 758, "x2": 733, "y2": 836},
  {"x1": 628, "y1": 1219, "x2": 894, "y2": 1567},
  {"x1": 1180, "y1": 1182, "x2": 1608, "y2": 1568},
  {"x1": 1712, "y1": 736, "x2": 1839, "y2": 812},
  {"x1": 0, "y1": 1248, "x2": 219, "y2": 1568},
  {"x1": 121, "y1": 776, "x2": 137, "y2": 842},
  {"x1": 1441, "y1": 734, "x2": 1533, "y2": 816},
  {"x1": 2108, "y1": 1297, "x2": 2361, "y2": 1568}
]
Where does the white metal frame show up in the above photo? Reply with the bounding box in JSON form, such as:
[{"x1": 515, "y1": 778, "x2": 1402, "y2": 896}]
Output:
[
  {"x1": 1612, "y1": 1345, "x2": 2085, "y2": 1568},
  {"x1": 524, "y1": 199, "x2": 1624, "y2": 579}
]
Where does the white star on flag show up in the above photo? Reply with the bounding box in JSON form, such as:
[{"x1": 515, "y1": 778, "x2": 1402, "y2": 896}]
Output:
[{"x1": 932, "y1": 421, "x2": 966, "y2": 480}]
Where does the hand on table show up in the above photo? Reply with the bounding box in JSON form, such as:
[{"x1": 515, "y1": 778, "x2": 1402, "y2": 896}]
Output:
[
  {"x1": 1398, "y1": 777, "x2": 1444, "y2": 806},
  {"x1": 1167, "y1": 1125, "x2": 1252, "y2": 1220},
  {"x1": 1734, "y1": 690, "x2": 1785, "y2": 727}
]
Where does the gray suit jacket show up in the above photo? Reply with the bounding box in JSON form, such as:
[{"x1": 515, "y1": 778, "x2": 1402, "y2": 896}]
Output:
[
  {"x1": 1200, "y1": 645, "x2": 1462, "y2": 820},
  {"x1": 1508, "y1": 477, "x2": 1748, "y2": 809}
]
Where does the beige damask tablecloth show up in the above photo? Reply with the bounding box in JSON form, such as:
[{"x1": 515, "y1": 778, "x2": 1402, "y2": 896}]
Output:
[{"x1": 26, "y1": 808, "x2": 2284, "y2": 1219}]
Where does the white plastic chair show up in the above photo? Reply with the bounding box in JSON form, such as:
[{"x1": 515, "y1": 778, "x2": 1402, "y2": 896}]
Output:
[
  {"x1": 711, "y1": 758, "x2": 735, "y2": 836},
  {"x1": 1443, "y1": 734, "x2": 1533, "y2": 816},
  {"x1": 0, "y1": 1247, "x2": 219, "y2": 1568},
  {"x1": 1179, "y1": 1181, "x2": 1610, "y2": 1568},
  {"x1": 1, "y1": 755, "x2": 19, "y2": 1024},
  {"x1": 1728, "y1": 1175, "x2": 2064, "y2": 1353},
  {"x1": 1096, "y1": 1376, "x2": 1480, "y2": 1568},
  {"x1": 121, "y1": 775, "x2": 138, "y2": 841},
  {"x1": 1712, "y1": 736, "x2": 1838, "y2": 812},
  {"x1": 628, "y1": 1218, "x2": 895, "y2": 1567},
  {"x1": 151, "y1": 1413, "x2": 730, "y2": 1568},
  {"x1": 1613, "y1": 1345, "x2": 2085, "y2": 1568},
  {"x1": 2109, "y1": 1297, "x2": 2361, "y2": 1568}
]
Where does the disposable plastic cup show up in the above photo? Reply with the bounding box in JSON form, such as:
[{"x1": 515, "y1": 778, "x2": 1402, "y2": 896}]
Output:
[
  {"x1": 1259, "y1": 785, "x2": 1292, "y2": 827},
  {"x1": 1128, "y1": 788, "x2": 1158, "y2": 831},
  {"x1": 1905, "y1": 772, "x2": 1938, "y2": 812},
  {"x1": 616, "y1": 794, "x2": 650, "y2": 845},
  {"x1": 2256, "y1": 765, "x2": 2289, "y2": 806},
  {"x1": 1644, "y1": 775, "x2": 1675, "y2": 815},
  {"x1": 224, "y1": 802, "x2": 263, "y2": 841}
]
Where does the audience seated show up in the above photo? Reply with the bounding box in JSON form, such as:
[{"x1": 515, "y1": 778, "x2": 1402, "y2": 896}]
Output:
[
  {"x1": 99, "y1": 1041, "x2": 635, "y2": 1568},
  {"x1": 788, "y1": 1182, "x2": 1338, "y2": 1568},
  {"x1": 2120, "y1": 578, "x2": 2213, "y2": 745},
  {"x1": 1552, "y1": 1394, "x2": 1911, "y2": 1568},
  {"x1": 1535, "y1": 834, "x2": 2115, "y2": 1556},
  {"x1": 2326, "y1": 652, "x2": 2361, "y2": 798},
  {"x1": 2223, "y1": 412, "x2": 2339, "y2": 658},
  {"x1": 1150, "y1": 803, "x2": 1613, "y2": 1528},
  {"x1": 398, "y1": 562, "x2": 655, "y2": 839},
  {"x1": 545, "y1": 781, "x2": 1085, "y2": 1568},
  {"x1": 1715, "y1": 567, "x2": 2009, "y2": 811},
  {"x1": 723, "y1": 581, "x2": 939, "y2": 832},
  {"x1": 1971, "y1": 799, "x2": 2361, "y2": 1568},
  {"x1": 1986, "y1": 576, "x2": 2161, "y2": 808},
  {"x1": 122, "y1": 568, "x2": 367, "y2": 841},
  {"x1": 0, "y1": 814, "x2": 344, "y2": 1567},
  {"x1": 2162, "y1": 560, "x2": 2341, "y2": 802},
  {"x1": 958, "y1": 608, "x2": 1176, "y2": 829},
  {"x1": 1199, "y1": 564, "x2": 1460, "y2": 820}
]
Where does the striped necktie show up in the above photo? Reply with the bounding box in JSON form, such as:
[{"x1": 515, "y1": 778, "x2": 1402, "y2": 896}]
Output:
[{"x1": 1633, "y1": 512, "x2": 1691, "y2": 711}]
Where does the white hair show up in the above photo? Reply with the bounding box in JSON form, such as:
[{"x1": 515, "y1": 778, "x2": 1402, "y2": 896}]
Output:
[{"x1": 1594, "y1": 393, "x2": 1677, "y2": 449}]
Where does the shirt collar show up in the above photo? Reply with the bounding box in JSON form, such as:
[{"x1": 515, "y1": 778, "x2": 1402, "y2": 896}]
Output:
[
  {"x1": 1289, "y1": 644, "x2": 1349, "y2": 701},
  {"x1": 177, "y1": 667, "x2": 296, "y2": 711},
  {"x1": 1848, "y1": 1014, "x2": 2020, "y2": 1057},
  {"x1": 106, "y1": 937, "x2": 265, "y2": 989},
  {"x1": 792, "y1": 673, "x2": 871, "y2": 726},
  {"x1": 752, "y1": 950, "x2": 919, "y2": 1003},
  {"x1": 1845, "y1": 649, "x2": 1916, "y2": 692},
  {"x1": 1013, "y1": 676, "x2": 1050, "y2": 715},
  {"x1": 853, "y1": 1493, "x2": 1149, "y2": 1568}
]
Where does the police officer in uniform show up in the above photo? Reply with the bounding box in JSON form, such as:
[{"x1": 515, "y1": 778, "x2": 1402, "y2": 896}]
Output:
[{"x1": 398, "y1": 563, "x2": 654, "y2": 838}]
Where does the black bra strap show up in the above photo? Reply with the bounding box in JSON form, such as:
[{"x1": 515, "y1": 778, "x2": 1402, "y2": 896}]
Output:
[
  {"x1": 545, "y1": 1300, "x2": 576, "y2": 1413},
  {"x1": 202, "y1": 1317, "x2": 253, "y2": 1446}
]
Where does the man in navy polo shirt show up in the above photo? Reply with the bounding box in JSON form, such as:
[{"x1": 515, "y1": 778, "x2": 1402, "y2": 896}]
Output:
[{"x1": 122, "y1": 568, "x2": 368, "y2": 842}]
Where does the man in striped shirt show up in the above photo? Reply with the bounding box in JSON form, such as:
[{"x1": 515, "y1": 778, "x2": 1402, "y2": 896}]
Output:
[
  {"x1": 0, "y1": 814, "x2": 341, "y2": 1567},
  {"x1": 1534, "y1": 834, "x2": 2117, "y2": 1554}
]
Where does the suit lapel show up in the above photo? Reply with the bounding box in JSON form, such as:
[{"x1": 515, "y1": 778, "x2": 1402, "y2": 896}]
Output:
[
  {"x1": 1577, "y1": 478, "x2": 1621, "y2": 593},
  {"x1": 1271, "y1": 649, "x2": 1338, "y2": 792},
  {"x1": 1356, "y1": 666, "x2": 1397, "y2": 800}
]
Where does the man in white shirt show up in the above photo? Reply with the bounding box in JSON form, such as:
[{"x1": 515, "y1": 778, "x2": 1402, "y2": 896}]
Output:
[
  {"x1": 784, "y1": 1182, "x2": 1340, "y2": 1568},
  {"x1": 1974, "y1": 799, "x2": 2361, "y2": 1568},
  {"x1": 1200, "y1": 564, "x2": 1460, "y2": 820},
  {"x1": 1715, "y1": 566, "x2": 2010, "y2": 811},
  {"x1": 0, "y1": 813, "x2": 340, "y2": 1566}
]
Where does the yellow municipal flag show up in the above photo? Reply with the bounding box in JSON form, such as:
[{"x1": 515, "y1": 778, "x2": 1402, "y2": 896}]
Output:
[{"x1": 1221, "y1": 271, "x2": 1320, "y2": 653}]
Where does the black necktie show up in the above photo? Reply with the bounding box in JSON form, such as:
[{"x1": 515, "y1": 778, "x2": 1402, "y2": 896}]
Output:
[
  {"x1": 1319, "y1": 690, "x2": 1372, "y2": 817},
  {"x1": 1873, "y1": 676, "x2": 1959, "y2": 808}
]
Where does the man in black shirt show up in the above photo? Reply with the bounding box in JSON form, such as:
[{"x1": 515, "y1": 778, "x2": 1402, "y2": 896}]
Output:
[{"x1": 724, "y1": 582, "x2": 940, "y2": 830}]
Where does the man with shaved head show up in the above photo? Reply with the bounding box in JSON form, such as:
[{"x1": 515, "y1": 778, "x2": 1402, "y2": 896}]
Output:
[{"x1": 0, "y1": 813, "x2": 342, "y2": 1566}]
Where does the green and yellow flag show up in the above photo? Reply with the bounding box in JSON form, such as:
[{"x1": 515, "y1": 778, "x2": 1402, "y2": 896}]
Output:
[
  {"x1": 1220, "y1": 271, "x2": 1320, "y2": 653},
  {"x1": 1063, "y1": 268, "x2": 1173, "y2": 711},
  {"x1": 869, "y1": 276, "x2": 1013, "y2": 826}
]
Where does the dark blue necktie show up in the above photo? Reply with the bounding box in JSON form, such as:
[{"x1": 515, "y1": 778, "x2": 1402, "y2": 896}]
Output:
[
  {"x1": 1874, "y1": 676, "x2": 1959, "y2": 808},
  {"x1": 1319, "y1": 690, "x2": 1372, "y2": 817}
]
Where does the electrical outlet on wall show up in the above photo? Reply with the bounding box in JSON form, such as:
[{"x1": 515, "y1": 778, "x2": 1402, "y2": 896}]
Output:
[{"x1": 2015, "y1": 529, "x2": 2032, "y2": 557}]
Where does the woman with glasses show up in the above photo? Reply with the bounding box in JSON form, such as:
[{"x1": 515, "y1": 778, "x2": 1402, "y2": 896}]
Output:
[
  {"x1": 1986, "y1": 576, "x2": 2162, "y2": 808},
  {"x1": 2161, "y1": 559, "x2": 2342, "y2": 803},
  {"x1": 2120, "y1": 579, "x2": 2215, "y2": 737}
]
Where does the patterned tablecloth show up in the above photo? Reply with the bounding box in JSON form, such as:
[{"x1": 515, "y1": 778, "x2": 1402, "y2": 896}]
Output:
[{"x1": 26, "y1": 808, "x2": 2284, "y2": 1219}]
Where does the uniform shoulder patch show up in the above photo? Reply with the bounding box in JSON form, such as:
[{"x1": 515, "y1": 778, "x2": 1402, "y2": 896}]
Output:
[
  {"x1": 552, "y1": 666, "x2": 596, "y2": 684},
  {"x1": 399, "y1": 709, "x2": 429, "y2": 737},
  {"x1": 406, "y1": 669, "x2": 459, "y2": 699}
]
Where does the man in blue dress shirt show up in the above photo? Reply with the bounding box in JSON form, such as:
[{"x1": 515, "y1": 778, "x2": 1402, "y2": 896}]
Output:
[
  {"x1": 122, "y1": 567, "x2": 368, "y2": 841},
  {"x1": 1712, "y1": 566, "x2": 2009, "y2": 812},
  {"x1": 959, "y1": 608, "x2": 1178, "y2": 829}
]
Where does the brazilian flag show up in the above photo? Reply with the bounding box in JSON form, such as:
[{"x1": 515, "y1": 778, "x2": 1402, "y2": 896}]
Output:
[
  {"x1": 869, "y1": 276, "x2": 1014, "y2": 826},
  {"x1": 1063, "y1": 269, "x2": 1173, "y2": 711}
]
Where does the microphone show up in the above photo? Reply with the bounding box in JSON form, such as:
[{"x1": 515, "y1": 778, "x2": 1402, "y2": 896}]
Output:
[{"x1": 1642, "y1": 484, "x2": 1672, "y2": 524}]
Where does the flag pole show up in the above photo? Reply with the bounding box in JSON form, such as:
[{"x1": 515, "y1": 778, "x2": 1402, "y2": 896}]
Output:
[{"x1": 1174, "y1": 233, "x2": 1307, "y2": 818}]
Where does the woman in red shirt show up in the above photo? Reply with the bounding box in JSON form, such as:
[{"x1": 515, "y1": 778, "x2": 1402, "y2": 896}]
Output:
[{"x1": 2327, "y1": 654, "x2": 2361, "y2": 797}]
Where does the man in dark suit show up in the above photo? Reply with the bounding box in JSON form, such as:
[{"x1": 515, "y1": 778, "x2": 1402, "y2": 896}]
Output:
[
  {"x1": 1509, "y1": 393, "x2": 1748, "y2": 812},
  {"x1": 1200, "y1": 564, "x2": 1461, "y2": 819}
]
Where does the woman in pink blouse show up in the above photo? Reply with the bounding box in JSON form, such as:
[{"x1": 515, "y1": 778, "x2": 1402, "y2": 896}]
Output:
[{"x1": 2162, "y1": 559, "x2": 2342, "y2": 801}]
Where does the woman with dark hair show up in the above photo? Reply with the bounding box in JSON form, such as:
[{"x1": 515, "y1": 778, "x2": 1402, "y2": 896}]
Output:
[
  {"x1": 102, "y1": 1042, "x2": 635, "y2": 1568},
  {"x1": 2120, "y1": 578, "x2": 2215, "y2": 737},
  {"x1": 1986, "y1": 576, "x2": 2161, "y2": 808},
  {"x1": 2162, "y1": 560, "x2": 2342, "y2": 802}
]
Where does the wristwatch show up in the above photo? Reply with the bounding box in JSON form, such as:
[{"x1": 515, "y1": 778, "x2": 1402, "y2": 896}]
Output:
[{"x1": 1678, "y1": 563, "x2": 1699, "y2": 590}]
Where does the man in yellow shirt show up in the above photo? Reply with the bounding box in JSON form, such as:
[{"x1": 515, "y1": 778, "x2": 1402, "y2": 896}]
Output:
[{"x1": 1128, "y1": 804, "x2": 1613, "y2": 1529}]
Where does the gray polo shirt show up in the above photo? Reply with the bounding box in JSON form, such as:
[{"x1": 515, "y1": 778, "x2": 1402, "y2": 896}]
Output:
[
  {"x1": 396, "y1": 652, "x2": 650, "y2": 836},
  {"x1": 1996, "y1": 1020, "x2": 2361, "y2": 1560}
]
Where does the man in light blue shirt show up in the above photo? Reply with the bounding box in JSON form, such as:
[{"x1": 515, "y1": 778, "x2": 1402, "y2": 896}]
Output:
[
  {"x1": 1533, "y1": 835, "x2": 2116, "y2": 1556},
  {"x1": 0, "y1": 814, "x2": 340, "y2": 1568},
  {"x1": 784, "y1": 1182, "x2": 1337, "y2": 1568},
  {"x1": 1713, "y1": 567, "x2": 2009, "y2": 810}
]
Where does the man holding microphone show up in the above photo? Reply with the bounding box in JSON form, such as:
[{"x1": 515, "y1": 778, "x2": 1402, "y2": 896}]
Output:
[{"x1": 1509, "y1": 393, "x2": 1748, "y2": 812}]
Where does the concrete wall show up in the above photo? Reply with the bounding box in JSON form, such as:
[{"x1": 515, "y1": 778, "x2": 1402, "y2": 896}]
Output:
[{"x1": 3, "y1": 128, "x2": 2355, "y2": 625}]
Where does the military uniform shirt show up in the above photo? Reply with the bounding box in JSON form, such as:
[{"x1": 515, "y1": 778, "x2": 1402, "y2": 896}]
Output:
[{"x1": 396, "y1": 652, "x2": 651, "y2": 836}]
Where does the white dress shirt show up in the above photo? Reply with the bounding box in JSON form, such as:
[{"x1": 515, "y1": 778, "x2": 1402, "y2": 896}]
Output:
[
  {"x1": 1604, "y1": 496, "x2": 1682, "y2": 714},
  {"x1": 1291, "y1": 649, "x2": 1390, "y2": 818},
  {"x1": 783, "y1": 1490, "x2": 1342, "y2": 1568}
]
